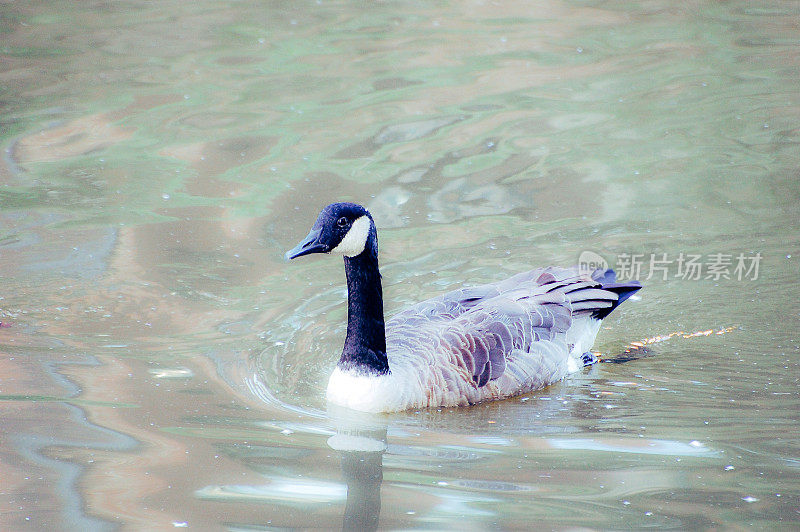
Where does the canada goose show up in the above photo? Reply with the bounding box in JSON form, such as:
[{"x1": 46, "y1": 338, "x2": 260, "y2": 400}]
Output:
[{"x1": 286, "y1": 202, "x2": 641, "y2": 412}]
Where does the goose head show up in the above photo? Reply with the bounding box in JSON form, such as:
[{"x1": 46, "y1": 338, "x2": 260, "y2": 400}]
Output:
[{"x1": 286, "y1": 202, "x2": 376, "y2": 260}]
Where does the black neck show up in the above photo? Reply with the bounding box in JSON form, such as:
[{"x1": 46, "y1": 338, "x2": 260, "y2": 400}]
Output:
[{"x1": 339, "y1": 243, "x2": 389, "y2": 375}]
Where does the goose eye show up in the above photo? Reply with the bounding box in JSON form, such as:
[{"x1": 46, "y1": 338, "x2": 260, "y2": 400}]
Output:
[{"x1": 337, "y1": 216, "x2": 348, "y2": 227}]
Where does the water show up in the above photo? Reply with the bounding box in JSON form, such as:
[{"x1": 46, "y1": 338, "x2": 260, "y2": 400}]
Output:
[{"x1": 1, "y1": 0, "x2": 798, "y2": 529}]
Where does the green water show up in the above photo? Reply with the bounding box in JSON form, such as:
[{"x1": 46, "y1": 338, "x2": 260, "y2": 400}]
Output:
[{"x1": 1, "y1": 1, "x2": 798, "y2": 529}]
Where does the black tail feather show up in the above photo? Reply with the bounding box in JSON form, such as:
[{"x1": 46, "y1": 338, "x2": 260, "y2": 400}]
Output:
[{"x1": 591, "y1": 269, "x2": 642, "y2": 319}]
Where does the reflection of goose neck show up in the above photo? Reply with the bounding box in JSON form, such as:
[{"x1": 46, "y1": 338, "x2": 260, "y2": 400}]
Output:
[
  {"x1": 341, "y1": 450, "x2": 383, "y2": 531},
  {"x1": 327, "y1": 405, "x2": 388, "y2": 532}
]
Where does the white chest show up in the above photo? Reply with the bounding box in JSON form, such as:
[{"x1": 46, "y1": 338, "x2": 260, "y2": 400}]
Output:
[{"x1": 326, "y1": 366, "x2": 420, "y2": 413}]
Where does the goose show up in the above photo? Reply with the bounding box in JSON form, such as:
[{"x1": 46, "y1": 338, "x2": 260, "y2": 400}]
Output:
[{"x1": 285, "y1": 202, "x2": 641, "y2": 413}]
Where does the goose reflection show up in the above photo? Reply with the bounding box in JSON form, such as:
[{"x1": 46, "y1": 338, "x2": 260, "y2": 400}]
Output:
[{"x1": 327, "y1": 405, "x2": 388, "y2": 531}]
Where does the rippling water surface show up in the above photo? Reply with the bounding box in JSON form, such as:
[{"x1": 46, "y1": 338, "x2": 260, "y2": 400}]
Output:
[{"x1": 1, "y1": 1, "x2": 798, "y2": 529}]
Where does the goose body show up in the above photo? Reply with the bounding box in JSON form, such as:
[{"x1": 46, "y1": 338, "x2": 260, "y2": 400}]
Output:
[{"x1": 286, "y1": 202, "x2": 641, "y2": 413}]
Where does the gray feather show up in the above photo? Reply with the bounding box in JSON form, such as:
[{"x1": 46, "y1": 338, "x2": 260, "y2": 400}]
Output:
[{"x1": 385, "y1": 266, "x2": 638, "y2": 391}]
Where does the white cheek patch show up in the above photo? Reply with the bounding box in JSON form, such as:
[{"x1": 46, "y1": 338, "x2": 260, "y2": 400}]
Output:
[{"x1": 332, "y1": 215, "x2": 371, "y2": 257}]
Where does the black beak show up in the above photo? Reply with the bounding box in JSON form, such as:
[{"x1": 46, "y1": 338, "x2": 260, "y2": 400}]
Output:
[{"x1": 285, "y1": 227, "x2": 329, "y2": 260}]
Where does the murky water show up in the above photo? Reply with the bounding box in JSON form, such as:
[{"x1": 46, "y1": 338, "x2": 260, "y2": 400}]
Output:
[{"x1": 2, "y1": 0, "x2": 799, "y2": 529}]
